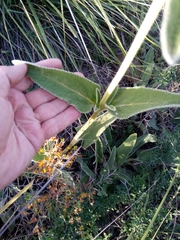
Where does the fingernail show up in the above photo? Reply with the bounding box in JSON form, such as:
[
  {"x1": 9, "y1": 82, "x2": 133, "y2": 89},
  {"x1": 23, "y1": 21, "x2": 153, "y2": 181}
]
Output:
[{"x1": 11, "y1": 60, "x2": 27, "y2": 66}]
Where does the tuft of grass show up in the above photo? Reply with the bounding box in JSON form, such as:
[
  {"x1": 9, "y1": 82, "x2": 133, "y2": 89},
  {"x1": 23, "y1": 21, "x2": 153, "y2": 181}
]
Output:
[{"x1": 1, "y1": 0, "x2": 160, "y2": 73}]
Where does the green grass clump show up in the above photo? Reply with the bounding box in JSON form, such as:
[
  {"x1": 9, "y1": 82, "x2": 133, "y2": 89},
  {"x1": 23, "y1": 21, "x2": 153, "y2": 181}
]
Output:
[{"x1": 1, "y1": 0, "x2": 160, "y2": 72}]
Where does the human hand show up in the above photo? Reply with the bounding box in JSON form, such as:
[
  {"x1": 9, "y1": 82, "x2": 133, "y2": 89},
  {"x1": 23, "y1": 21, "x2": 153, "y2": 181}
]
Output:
[{"x1": 0, "y1": 59, "x2": 80, "y2": 189}]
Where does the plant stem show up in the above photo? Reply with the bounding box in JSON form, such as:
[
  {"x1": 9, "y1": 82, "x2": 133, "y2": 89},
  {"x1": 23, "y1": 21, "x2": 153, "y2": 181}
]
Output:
[{"x1": 100, "y1": 0, "x2": 166, "y2": 108}]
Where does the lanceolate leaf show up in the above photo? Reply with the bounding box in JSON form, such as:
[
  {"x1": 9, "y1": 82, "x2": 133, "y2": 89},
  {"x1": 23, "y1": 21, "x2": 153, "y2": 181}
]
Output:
[
  {"x1": 76, "y1": 158, "x2": 95, "y2": 179},
  {"x1": 116, "y1": 133, "x2": 137, "y2": 167},
  {"x1": 161, "y1": 0, "x2": 180, "y2": 64},
  {"x1": 80, "y1": 112, "x2": 117, "y2": 148},
  {"x1": 130, "y1": 134, "x2": 156, "y2": 156},
  {"x1": 105, "y1": 146, "x2": 117, "y2": 173},
  {"x1": 25, "y1": 62, "x2": 100, "y2": 113},
  {"x1": 141, "y1": 48, "x2": 154, "y2": 86},
  {"x1": 104, "y1": 126, "x2": 114, "y2": 148},
  {"x1": 109, "y1": 87, "x2": 180, "y2": 119},
  {"x1": 95, "y1": 138, "x2": 103, "y2": 164}
]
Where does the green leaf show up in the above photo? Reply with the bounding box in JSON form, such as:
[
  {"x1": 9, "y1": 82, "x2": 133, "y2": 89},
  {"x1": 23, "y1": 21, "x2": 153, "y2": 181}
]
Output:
[
  {"x1": 104, "y1": 103, "x2": 117, "y2": 111},
  {"x1": 116, "y1": 133, "x2": 137, "y2": 167},
  {"x1": 104, "y1": 126, "x2": 114, "y2": 148},
  {"x1": 33, "y1": 152, "x2": 45, "y2": 161},
  {"x1": 131, "y1": 134, "x2": 156, "y2": 156},
  {"x1": 116, "y1": 168, "x2": 131, "y2": 184},
  {"x1": 136, "y1": 147, "x2": 159, "y2": 162},
  {"x1": 141, "y1": 48, "x2": 154, "y2": 86},
  {"x1": 109, "y1": 87, "x2": 180, "y2": 119},
  {"x1": 105, "y1": 146, "x2": 117, "y2": 172},
  {"x1": 161, "y1": 0, "x2": 180, "y2": 64},
  {"x1": 80, "y1": 112, "x2": 117, "y2": 148},
  {"x1": 76, "y1": 158, "x2": 95, "y2": 179},
  {"x1": 106, "y1": 86, "x2": 119, "y2": 105},
  {"x1": 24, "y1": 62, "x2": 100, "y2": 113},
  {"x1": 94, "y1": 88, "x2": 101, "y2": 111},
  {"x1": 148, "y1": 114, "x2": 160, "y2": 130},
  {"x1": 95, "y1": 138, "x2": 103, "y2": 164}
]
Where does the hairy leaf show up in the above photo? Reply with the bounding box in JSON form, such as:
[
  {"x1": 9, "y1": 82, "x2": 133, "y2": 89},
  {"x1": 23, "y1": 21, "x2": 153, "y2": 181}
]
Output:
[
  {"x1": 81, "y1": 112, "x2": 117, "y2": 148},
  {"x1": 109, "y1": 87, "x2": 180, "y2": 119},
  {"x1": 116, "y1": 133, "x2": 137, "y2": 167},
  {"x1": 18, "y1": 61, "x2": 100, "y2": 113},
  {"x1": 161, "y1": 0, "x2": 180, "y2": 64}
]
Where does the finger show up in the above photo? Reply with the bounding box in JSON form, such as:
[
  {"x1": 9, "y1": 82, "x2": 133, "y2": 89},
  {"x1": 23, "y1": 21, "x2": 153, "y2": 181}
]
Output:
[
  {"x1": 42, "y1": 106, "x2": 80, "y2": 139},
  {"x1": 0, "y1": 98, "x2": 13, "y2": 151},
  {"x1": 74, "y1": 72, "x2": 84, "y2": 77},
  {"x1": 25, "y1": 88, "x2": 57, "y2": 109},
  {"x1": 34, "y1": 98, "x2": 69, "y2": 123},
  {"x1": 36, "y1": 58, "x2": 62, "y2": 68},
  {"x1": 14, "y1": 58, "x2": 62, "y2": 91}
]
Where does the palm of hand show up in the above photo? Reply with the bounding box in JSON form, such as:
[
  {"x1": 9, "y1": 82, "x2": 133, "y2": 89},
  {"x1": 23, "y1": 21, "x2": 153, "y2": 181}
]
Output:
[{"x1": 0, "y1": 59, "x2": 80, "y2": 189}]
